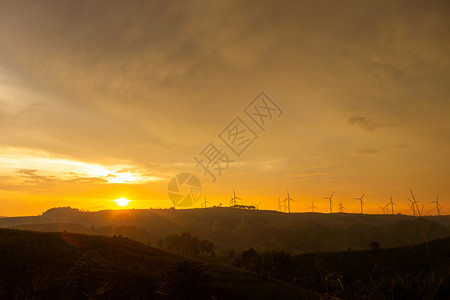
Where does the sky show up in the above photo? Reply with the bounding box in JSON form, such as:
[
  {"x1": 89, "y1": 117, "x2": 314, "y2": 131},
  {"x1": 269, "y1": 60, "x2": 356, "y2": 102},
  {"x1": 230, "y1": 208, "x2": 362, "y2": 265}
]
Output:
[{"x1": 0, "y1": 0, "x2": 449, "y2": 216}]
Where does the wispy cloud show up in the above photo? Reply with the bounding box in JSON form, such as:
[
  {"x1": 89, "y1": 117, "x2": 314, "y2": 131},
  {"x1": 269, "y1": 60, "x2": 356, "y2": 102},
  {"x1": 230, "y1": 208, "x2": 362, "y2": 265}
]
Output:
[
  {"x1": 347, "y1": 116, "x2": 388, "y2": 131},
  {"x1": 0, "y1": 0, "x2": 448, "y2": 214},
  {"x1": 353, "y1": 149, "x2": 381, "y2": 155}
]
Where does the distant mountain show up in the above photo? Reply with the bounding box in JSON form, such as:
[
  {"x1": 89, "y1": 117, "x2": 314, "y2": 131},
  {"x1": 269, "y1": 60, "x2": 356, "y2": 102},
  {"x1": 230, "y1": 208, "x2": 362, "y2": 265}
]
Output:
[
  {"x1": 0, "y1": 207, "x2": 449, "y2": 255},
  {"x1": 0, "y1": 228, "x2": 320, "y2": 300}
]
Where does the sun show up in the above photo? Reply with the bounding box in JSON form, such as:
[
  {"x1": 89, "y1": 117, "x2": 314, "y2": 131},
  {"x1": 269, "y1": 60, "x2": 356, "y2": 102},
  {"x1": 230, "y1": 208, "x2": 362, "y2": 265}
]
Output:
[{"x1": 114, "y1": 197, "x2": 130, "y2": 207}]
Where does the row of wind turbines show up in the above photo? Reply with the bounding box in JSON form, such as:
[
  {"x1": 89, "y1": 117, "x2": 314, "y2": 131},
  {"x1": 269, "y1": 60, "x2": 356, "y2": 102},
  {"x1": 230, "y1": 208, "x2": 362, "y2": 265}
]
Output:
[
  {"x1": 210, "y1": 189, "x2": 443, "y2": 216},
  {"x1": 281, "y1": 189, "x2": 443, "y2": 215}
]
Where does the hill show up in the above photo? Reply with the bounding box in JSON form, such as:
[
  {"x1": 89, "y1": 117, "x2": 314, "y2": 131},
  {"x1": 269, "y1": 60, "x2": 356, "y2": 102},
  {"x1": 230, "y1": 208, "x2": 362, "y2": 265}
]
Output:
[
  {"x1": 227, "y1": 237, "x2": 450, "y2": 299},
  {"x1": 0, "y1": 207, "x2": 449, "y2": 255},
  {"x1": 290, "y1": 236, "x2": 450, "y2": 299},
  {"x1": 0, "y1": 228, "x2": 322, "y2": 300}
]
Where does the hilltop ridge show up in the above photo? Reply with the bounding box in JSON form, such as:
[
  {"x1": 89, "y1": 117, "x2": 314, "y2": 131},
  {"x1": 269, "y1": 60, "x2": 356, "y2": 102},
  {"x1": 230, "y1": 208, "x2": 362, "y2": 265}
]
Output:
[{"x1": 0, "y1": 207, "x2": 449, "y2": 255}]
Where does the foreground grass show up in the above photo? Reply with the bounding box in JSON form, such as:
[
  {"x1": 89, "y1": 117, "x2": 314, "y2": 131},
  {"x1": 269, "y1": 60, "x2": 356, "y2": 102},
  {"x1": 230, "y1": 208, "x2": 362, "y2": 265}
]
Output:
[
  {"x1": 291, "y1": 236, "x2": 450, "y2": 299},
  {"x1": 0, "y1": 229, "x2": 324, "y2": 299}
]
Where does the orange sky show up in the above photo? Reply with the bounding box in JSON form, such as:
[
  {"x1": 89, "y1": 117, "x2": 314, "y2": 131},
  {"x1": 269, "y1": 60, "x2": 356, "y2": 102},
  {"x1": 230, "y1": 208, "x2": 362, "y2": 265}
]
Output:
[{"x1": 0, "y1": 0, "x2": 449, "y2": 216}]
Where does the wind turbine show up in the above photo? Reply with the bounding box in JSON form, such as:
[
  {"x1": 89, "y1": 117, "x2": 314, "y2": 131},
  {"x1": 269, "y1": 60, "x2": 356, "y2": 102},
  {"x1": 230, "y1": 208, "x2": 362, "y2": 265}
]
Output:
[
  {"x1": 353, "y1": 193, "x2": 365, "y2": 214},
  {"x1": 410, "y1": 189, "x2": 421, "y2": 217},
  {"x1": 201, "y1": 195, "x2": 211, "y2": 208},
  {"x1": 407, "y1": 197, "x2": 416, "y2": 216},
  {"x1": 230, "y1": 189, "x2": 242, "y2": 207},
  {"x1": 278, "y1": 197, "x2": 287, "y2": 212},
  {"x1": 379, "y1": 205, "x2": 386, "y2": 214},
  {"x1": 339, "y1": 200, "x2": 345, "y2": 213},
  {"x1": 252, "y1": 202, "x2": 262, "y2": 210},
  {"x1": 429, "y1": 195, "x2": 442, "y2": 216},
  {"x1": 323, "y1": 193, "x2": 334, "y2": 214},
  {"x1": 388, "y1": 195, "x2": 397, "y2": 214},
  {"x1": 309, "y1": 200, "x2": 317, "y2": 213},
  {"x1": 283, "y1": 190, "x2": 295, "y2": 213}
]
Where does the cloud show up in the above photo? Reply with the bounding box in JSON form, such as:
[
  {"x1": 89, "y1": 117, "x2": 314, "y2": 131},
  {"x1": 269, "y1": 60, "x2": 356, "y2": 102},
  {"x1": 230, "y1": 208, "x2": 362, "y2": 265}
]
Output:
[
  {"x1": 17, "y1": 169, "x2": 107, "y2": 187},
  {"x1": 347, "y1": 116, "x2": 387, "y2": 131},
  {"x1": 0, "y1": 0, "x2": 449, "y2": 214},
  {"x1": 353, "y1": 149, "x2": 381, "y2": 155}
]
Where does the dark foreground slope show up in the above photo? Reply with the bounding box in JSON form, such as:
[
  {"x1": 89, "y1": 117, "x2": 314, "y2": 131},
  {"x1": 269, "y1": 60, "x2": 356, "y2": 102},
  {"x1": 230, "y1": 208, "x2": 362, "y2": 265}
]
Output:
[
  {"x1": 291, "y1": 236, "x2": 450, "y2": 299},
  {"x1": 0, "y1": 229, "x2": 322, "y2": 300}
]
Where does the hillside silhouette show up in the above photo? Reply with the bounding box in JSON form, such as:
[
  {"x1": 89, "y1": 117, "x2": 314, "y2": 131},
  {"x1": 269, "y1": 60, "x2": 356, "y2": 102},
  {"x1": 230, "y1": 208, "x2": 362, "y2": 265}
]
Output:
[
  {"x1": 229, "y1": 236, "x2": 450, "y2": 299},
  {"x1": 1, "y1": 207, "x2": 449, "y2": 255},
  {"x1": 0, "y1": 227, "x2": 448, "y2": 299},
  {"x1": 0, "y1": 228, "x2": 321, "y2": 300},
  {"x1": 290, "y1": 236, "x2": 450, "y2": 299}
]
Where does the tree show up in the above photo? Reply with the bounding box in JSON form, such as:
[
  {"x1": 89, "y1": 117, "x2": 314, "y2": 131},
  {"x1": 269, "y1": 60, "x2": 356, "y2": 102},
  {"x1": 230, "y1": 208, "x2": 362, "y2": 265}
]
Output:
[
  {"x1": 233, "y1": 248, "x2": 261, "y2": 272},
  {"x1": 370, "y1": 241, "x2": 380, "y2": 252},
  {"x1": 161, "y1": 233, "x2": 213, "y2": 257},
  {"x1": 260, "y1": 251, "x2": 292, "y2": 279},
  {"x1": 200, "y1": 240, "x2": 213, "y2": 254}
]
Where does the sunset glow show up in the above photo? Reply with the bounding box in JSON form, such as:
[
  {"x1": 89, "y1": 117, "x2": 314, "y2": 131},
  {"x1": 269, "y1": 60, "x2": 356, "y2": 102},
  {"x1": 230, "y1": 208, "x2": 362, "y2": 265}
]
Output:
[
  {"x1": 114, "y1": 197, "x2": 130, "y2": 207},
  {"x1": 0, "y1": 1, "x2": 448, "y2": 217}
]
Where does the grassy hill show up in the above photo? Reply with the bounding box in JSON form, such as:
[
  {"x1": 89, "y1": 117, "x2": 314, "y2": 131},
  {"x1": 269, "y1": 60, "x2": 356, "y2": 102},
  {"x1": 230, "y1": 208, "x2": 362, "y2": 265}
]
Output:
[
  {"x1": 1, "y1": 207, "x2": 449, "y2": 255},
  {"x1": 0, "y1": 228, "x2": 325, "y2": 299},
  {"x1": 0, "y1": 227, "x2": 448, "y2": 299},
  {"x1": 290, "y1": 236, "x2": 450, "y2": 299},
  {"x1": 223, "y1": 237, "x2": 450, "y2": 299}
]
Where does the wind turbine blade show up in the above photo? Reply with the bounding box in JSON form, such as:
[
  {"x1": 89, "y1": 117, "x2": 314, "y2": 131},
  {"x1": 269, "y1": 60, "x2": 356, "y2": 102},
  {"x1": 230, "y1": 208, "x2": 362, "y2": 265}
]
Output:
[{"x1": 410, "y1": 189, "x2": 416, "y2": 202}]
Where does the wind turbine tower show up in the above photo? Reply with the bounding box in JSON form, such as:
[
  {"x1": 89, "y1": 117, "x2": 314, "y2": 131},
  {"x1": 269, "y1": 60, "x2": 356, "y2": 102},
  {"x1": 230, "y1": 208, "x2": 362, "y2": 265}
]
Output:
[
  {"x1": 323, "y1": 193, "x2": 334, "y2": 214},
  {"x1": 230, "y1": 189, "x2": 242, "y2": 207},
  {"x1": 309, "y1": 200, "x2": 317, "y2": 213},
  {"x1": 410, "y1": 189, "x2": 421, "y2": 217},
  {"x1": 379, "y1": 205, "x2": 387, "y2": 214},
  {"x1": 429, "y1": 195, "x2": 442, "y2": 216},
  {"x1": 353, "y1": 193, "x2": 365, "y2": 214},
  {"x1": 388, "y1": 195, "x2": 397, "y2": 214},
  {"x1": 407, "y1": 198, "x2": 416, "y2": 216},
  {"x1": 201, "y1": 195, "x2": 211, "y2": 208},
  {"x1": 283, "y1": 190, "x2": 295, "y2": 213}
]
